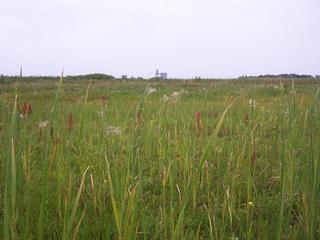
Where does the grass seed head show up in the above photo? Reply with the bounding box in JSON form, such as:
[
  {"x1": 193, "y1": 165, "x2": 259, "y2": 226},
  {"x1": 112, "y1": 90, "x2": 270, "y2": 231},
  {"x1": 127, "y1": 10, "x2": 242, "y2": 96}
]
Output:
[
  {"x1": 67, "y1": 113, "x2": 74, "y2": 131},
  {"x1": 21, "y1": 102, "x2": 32, "y2": 117}
]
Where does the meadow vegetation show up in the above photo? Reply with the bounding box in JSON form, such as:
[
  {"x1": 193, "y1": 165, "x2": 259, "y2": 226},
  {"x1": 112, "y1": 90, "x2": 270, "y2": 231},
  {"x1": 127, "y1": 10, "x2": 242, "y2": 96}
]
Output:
[{"x1": 1, "y1": 77, "x2": 320, "y2": 239}]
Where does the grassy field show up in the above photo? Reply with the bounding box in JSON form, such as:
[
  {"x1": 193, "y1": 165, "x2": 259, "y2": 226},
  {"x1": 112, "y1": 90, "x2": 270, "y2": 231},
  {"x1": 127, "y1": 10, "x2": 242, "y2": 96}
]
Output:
[{"x1": 1, "y1": 78, "x2": 320, "y2": 239}]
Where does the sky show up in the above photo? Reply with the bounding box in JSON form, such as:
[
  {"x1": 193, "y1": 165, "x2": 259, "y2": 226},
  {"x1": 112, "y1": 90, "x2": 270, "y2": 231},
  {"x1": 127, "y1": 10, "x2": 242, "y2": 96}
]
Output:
[{"x1": 0, "y1": 0, "x2": 319, "y2": 78}]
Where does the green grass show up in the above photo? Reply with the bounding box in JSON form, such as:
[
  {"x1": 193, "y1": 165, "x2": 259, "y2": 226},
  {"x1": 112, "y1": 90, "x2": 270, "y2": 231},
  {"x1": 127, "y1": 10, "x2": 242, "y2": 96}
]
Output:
[{"x1": 1, "y1": 78, "x2": 320, "y2": 239}]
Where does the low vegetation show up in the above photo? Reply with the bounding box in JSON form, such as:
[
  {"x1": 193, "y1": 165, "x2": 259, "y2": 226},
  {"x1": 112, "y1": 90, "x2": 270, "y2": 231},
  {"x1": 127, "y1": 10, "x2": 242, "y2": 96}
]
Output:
[{"x1": 1, "y1": 77, "x2": 320, "y2": 239}]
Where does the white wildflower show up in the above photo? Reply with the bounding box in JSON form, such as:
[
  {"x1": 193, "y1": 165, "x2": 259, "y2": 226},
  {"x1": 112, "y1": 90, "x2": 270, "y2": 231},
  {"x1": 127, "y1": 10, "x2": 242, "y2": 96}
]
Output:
[
  {"x1": 97, "y1": 110, "x2": 105, "y2": 117},
  {"x1": 163, "y1": 90, "x2": 189, "y2": 102},
  {"x1": 146, "y1": 87, "x2": 157, "y2": 95},
  {"x1": 106, "y1": 125, "x2": 121, "y2": 135},
  {"x1": 38, "y1": 120, "x2": 49, "y2": 128},
  {"x1": 171, "y1": 91, "x2": 181, "y2": 98},
  {"x1": 249, "y1": 99, "x2": 257, "y2": 108},
  {"x1": 163, "y1": 94, "x2": 170, "y2": 102},
  {"x1": 247, "y1": 201, "x2": 255, "y2": 208},
  {"x1": 284, "y1": 108, "x2": 289, "y2": 115},
  {"x1": 171, "y1": 89, "x2": 188, "y2": 99}
]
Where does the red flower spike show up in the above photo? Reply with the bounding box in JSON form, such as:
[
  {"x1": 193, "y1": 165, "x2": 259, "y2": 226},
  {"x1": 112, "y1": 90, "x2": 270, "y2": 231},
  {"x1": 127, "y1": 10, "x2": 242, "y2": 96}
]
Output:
[
  {"x1": 67, "y1": 113, "x2": 74, "y2": 131},
  {"x1": 21, "y1": 102, "x2": 32, "y2": 117},
  {"x1": 251, "y1": 149, "x2": 256, "y2": 165},
  {"x1": 244, "y1": 112, "x2": 249, "y2": 126},
  {"x1": 100, "y1": 96, "x2": 108, "y2": 105},
  {"x1": 195, "y1": 111, "x2": 202, "y2": 131}
]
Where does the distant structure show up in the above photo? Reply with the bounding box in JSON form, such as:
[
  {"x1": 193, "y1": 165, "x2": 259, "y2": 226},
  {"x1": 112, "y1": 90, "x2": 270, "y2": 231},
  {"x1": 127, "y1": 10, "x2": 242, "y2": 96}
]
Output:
[
  {"x1": 155, "y1": 69, "x2": 168, "y2": 79},
  {"x1": 121, "y1": 75, "x2": 127, "y2": 79},
  {"x1": 19, "y1": 65, "x2": 23, "y2": 77},
  {"x1": 155, "y1": 69, "x2": 160, "y2": 78},
  {"x1": 160, "y1": 72, "x2": 167, "y2": 79}
]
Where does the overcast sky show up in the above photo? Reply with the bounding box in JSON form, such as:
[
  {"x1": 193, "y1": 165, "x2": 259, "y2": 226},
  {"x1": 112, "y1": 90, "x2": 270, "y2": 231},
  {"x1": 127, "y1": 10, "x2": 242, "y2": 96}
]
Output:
[{"x1": 0, "y1": 0, "x2": 319, "y2": 78}]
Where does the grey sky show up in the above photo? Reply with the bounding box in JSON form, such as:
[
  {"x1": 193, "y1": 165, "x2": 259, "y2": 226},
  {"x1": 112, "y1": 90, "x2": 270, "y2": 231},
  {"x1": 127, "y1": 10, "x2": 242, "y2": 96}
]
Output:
[{"x1": 1, "y1": 0, "x2": 319, "y2": 78}]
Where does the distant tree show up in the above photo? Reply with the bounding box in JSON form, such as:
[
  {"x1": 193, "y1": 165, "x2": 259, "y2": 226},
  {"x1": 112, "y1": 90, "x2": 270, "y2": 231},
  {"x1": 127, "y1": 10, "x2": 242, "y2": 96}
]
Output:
[{"x1": 65, "y1": 73, "x2": 115, "y2": 81}]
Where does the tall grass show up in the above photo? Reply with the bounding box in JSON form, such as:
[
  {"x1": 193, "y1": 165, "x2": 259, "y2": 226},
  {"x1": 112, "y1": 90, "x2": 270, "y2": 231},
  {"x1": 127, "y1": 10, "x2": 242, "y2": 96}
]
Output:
[{"x1": 1, "y1": 79, "x2": 320, "y2": 239}]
